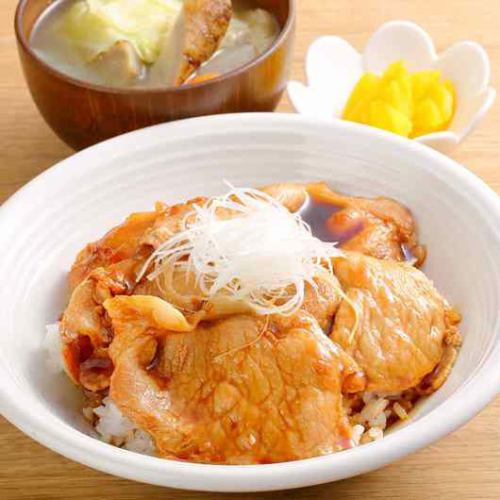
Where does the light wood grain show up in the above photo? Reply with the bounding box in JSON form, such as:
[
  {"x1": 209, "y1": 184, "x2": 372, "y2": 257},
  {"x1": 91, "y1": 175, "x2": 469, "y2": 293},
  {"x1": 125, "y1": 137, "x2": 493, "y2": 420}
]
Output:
[{"x1": 1, "y1": 0, "x2": 499, "y2": 498}]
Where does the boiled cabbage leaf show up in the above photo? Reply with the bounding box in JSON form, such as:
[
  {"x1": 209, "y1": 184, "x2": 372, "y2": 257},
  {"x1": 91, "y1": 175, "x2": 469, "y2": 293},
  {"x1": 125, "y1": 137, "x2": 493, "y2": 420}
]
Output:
[{"x1": 58, "y1": 0, "x2": 182, "y2": 64}]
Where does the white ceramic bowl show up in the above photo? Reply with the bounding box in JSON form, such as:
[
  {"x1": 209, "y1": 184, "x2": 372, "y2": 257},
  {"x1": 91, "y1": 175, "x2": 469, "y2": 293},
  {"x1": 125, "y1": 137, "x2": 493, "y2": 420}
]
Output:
[{"x1": 1, "y1": 114, "x2": 499, "y2": 492}]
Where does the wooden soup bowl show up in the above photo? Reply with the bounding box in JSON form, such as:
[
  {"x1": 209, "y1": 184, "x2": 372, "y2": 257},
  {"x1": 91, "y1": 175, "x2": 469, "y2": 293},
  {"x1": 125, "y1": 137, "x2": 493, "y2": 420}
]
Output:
[{"x1": 15, "y1": 0, "x2": 295, "y2": 150}]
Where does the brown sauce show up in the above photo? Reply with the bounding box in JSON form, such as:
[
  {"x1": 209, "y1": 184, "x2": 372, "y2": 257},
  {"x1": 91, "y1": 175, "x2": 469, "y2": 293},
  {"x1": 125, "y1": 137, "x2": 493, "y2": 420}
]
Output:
[
  {"x1": 145, "y1": 337, "x2": 171, "y2": 390},
  {"x1": 300, "y1": 194, "x2": 422, "y2": 265},
  {"x1": 299, "y1": 197, "x2": 364, "y2": 244}
]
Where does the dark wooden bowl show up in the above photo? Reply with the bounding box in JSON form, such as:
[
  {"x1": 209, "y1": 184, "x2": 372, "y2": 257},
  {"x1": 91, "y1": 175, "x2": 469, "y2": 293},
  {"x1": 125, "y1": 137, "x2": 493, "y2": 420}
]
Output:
[{"x1": 15, "y1": 0, "x2": 295, "y2": 150}]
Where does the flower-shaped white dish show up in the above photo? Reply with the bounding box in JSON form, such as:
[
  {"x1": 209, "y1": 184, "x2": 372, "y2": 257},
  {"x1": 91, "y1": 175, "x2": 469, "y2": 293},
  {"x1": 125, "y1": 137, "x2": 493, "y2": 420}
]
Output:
[
  {"x1": 1, "y1": 114, "x2": 500, "y2": 492},
  {"x1": 288, "y1": 21, "x2": 496, "y2": 153}
]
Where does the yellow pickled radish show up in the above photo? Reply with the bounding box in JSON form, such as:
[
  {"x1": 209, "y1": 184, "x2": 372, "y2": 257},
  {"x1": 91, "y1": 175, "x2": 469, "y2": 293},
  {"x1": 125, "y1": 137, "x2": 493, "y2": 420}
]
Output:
[
  {"x1": 409, "y1": 71, "x2": 455, "y2": 137},
  {"x1": 342, "y1": 61, "x2": 456, "y2": 138},
  {"x1": 369, "y1": 100, "x2": 413, "y2": 137},
  {"x1": 380, "y1": 78, "x2": 412, "y2": 118},
  {"x1": 411, "y1": 69, "x2": 441, "y2": 101},
  {"x1": 343, "y1": 73, "x2": 380, "y2": 122}
]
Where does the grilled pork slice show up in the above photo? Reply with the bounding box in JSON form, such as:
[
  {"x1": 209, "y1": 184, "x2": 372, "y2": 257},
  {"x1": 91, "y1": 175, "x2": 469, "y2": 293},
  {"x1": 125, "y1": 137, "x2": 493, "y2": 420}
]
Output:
[
  {"x1": 330, "y1": 251, "x2": 461, "y2": 393},
  {"x1": 104, "y1": 295, "x2": 358, "y2": 464}
]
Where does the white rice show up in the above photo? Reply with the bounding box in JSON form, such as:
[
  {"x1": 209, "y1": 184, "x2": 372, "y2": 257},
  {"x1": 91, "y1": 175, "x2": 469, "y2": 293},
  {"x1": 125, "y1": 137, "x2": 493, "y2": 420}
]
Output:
[
  {"x1": 393, "y1": 401, "x2": 409, "y2": 420},
  {"x1": 358, "y1": 394, "x2": 389, "y2": 422},
  {"x1": 351, "y1": 424, "x2": 365, "y2": 446},
  {"x1": 367, "y1": 427, "x2": 384, "y2": 441},
  {"x1": 348, "y1": 392, "x2": 407, "y2": 446},
  {"x1": 91, "y1": 397, "x2": 155, "y2": 455},
  {"x1": 43, "y1": 322, "x2": 64, "y2": 373},
  {"x1": 44, "y1": 322, "x2": 156, "y2": 455},
  {"x1": 122, "y1": 429, "x2": 157, "y2": 454},
  {"x1": 90, "y1": 392, "x2": 401, "y2": 455}
]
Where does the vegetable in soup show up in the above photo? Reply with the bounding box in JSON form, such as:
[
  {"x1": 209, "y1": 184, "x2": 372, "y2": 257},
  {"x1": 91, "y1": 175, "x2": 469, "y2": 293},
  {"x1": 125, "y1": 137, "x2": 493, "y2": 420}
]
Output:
[{"x1": 30, "y1": 0, "x2": 279, "y2": 88}]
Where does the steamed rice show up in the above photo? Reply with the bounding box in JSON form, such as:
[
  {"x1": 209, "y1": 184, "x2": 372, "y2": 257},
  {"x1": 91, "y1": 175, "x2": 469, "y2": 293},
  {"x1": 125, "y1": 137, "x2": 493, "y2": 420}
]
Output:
[
  {"x1": 87, "y1": 391, "x2": 413, "y2": 454},
  {"x1": 43, "y1": 322, "x2": 64, "y2": 373},
  {"x1": 91, "y1": 397, "x2": 155, "y2": 454},
  {"x1": 43, "y1": 323, "x2": 155, "y2": 454}
]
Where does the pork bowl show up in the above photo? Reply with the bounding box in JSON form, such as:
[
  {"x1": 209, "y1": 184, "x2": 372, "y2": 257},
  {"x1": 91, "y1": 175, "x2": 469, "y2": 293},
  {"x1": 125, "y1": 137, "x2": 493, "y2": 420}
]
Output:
[{"x1": 0, "y1": 114, "x2": 499, "y2": 491}]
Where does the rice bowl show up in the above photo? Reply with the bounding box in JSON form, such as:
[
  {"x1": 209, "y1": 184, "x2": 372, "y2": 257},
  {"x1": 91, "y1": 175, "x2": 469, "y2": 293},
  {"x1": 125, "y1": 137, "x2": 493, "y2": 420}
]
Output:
[{"x1": 1, "y1": 114, "x2": 499, "y2": 491}]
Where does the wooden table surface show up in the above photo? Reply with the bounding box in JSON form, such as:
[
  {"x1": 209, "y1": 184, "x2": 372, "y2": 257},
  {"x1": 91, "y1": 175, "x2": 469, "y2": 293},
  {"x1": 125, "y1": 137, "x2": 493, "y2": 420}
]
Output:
[{"x1": 1, "y1": 0, "x2": 499, "y2": 498}]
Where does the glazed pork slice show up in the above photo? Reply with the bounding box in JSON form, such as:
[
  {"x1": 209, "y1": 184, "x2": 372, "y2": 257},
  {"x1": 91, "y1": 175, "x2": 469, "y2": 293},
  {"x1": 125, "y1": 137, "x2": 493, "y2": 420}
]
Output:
[
  {"x1": 62, "y1": 198, "x2": 208, "y2": 389},
  {"x1": 261, "y1": 182, "x2": 424, "y2": 264},
  {"x1": 60, "y1": 259, "x2": 142, "y2": 390},
  {"x1": 69, "y1": 197, "x2": 207, "y2": 290},
  {"x1": 69, "y1": 209, "x2": 161, "y2": 291},
  {"x1": 104, "y1": 295, "x2": 356, "y2": 464},
  {"x1": 330, "y1": 252, "x2": 461, "y2": 393}
]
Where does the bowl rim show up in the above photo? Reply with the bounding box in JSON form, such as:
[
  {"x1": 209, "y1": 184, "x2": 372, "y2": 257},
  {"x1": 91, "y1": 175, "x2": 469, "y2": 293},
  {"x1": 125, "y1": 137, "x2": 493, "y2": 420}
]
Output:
[
  {"x1": 14, "y1": 0, "x2": 296, "y2": 95},
  {"x1": 1, "y1": 113, "x2": 499, "y2": 492}
]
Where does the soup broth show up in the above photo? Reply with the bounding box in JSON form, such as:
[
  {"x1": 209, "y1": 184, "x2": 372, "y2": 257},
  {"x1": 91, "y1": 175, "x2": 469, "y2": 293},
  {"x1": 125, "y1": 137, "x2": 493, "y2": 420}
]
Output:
[{"x1": 30, "y1": 0, "x2": 279, "y2": 88}]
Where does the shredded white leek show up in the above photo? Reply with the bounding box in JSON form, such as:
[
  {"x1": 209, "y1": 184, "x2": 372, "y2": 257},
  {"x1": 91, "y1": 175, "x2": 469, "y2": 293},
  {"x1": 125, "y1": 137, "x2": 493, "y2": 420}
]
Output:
[{"x1": 138, "y1": 186, "x2": 344, "y2": 317}]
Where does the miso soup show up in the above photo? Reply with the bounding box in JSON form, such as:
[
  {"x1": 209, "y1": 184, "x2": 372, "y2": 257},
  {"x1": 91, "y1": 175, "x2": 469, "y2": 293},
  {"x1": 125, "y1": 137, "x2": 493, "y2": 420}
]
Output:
[{"x1": 30, "y1": 0, "x2": 280, "y2": 88}]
